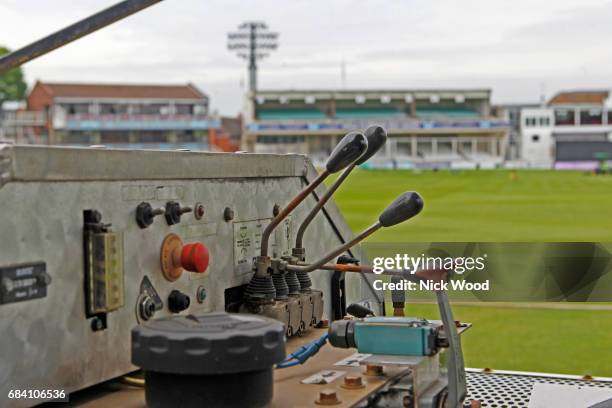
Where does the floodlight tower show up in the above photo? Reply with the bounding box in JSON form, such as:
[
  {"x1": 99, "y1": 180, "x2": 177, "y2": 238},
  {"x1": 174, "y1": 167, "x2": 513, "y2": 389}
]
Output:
[{"x1": 227, "y1": 21, "x2": 279, "y2": 94}]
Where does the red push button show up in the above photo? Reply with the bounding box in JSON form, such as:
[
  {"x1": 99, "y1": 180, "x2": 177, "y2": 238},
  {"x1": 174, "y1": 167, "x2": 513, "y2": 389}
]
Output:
[{"x1": 180, "y1": 243, "x2": 210, "y2": 273}]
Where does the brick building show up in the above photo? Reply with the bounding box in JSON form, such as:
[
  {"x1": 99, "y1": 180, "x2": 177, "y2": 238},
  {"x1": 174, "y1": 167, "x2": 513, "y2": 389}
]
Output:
[{"x1": 26, "y1": 81, "x2": 232, "y2": 150}]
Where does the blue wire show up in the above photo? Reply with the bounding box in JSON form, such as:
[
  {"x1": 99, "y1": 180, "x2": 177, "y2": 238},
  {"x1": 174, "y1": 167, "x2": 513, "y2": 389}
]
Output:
[{"x1": 276, "y1": 333, "x2": 329, "y2": 369}]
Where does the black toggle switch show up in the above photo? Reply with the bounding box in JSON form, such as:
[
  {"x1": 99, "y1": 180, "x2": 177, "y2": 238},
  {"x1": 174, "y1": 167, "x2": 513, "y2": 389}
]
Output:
[
  {"x1": 167, "y1": 289, "x2": 190, "y2": 313},
  {"x1": 165, "y1": 201, "x2": 193, "y2": 225},
  {"x1": 136, "y1": 202, "x2": 165, "y2": 228}
]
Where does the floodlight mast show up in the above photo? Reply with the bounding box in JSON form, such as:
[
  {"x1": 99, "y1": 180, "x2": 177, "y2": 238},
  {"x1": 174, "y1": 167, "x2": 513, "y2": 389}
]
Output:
[{"x1": 227, "y1": 21, "x2": 279, "y2": 94}]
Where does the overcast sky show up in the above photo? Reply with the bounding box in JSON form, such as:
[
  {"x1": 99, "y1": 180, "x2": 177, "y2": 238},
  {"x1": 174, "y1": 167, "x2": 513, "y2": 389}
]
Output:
[{"x1": 2, "y1": 0, "x2": 612, "y2": 115}]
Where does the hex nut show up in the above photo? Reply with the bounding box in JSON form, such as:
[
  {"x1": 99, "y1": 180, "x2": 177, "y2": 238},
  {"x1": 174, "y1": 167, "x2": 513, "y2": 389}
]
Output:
[
  {"x1": 365, "y1": 364, "x2": 384, "y2": 376},
  {"x1": 315, "y1": 389, "x2": 341, "y2": 405},
  {"x1": 341, "y1": 374, "x2": 365, "y2": 389}
]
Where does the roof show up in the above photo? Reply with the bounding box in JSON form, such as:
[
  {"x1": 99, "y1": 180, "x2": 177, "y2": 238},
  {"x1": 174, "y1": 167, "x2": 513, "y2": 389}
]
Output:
[
  {"x1": 256, "y1": 88, "x2": 491, "y2": 99},
  {"x1": 548, "y1": 90, "x2": 609, "y2": 106},
  {"x1": 35, "y1": 81, "x2": 207, "y2": 101}
]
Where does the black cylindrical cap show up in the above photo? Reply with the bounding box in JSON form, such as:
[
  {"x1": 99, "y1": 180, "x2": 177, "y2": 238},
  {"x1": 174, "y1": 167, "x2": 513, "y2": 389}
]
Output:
[
  {"x1": 378, "y1": 191, "x2": 424, "y2": 227},
  {"x1": 355, "y1": 125, "x2": 387, "y2": 165},
  {"x1": 325, "y1": 131, "x2": 368, "y2": 173},
  {"x1": 132, "y1": 312, "x2": 286, "y2": 375},
  {"x1": 328, "y1": 319, "x2": 357, "y2": 349}
]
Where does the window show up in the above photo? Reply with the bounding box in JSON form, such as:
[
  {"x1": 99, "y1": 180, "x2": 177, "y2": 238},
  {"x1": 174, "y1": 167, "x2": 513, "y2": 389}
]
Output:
[
  {"x1": 65, "y1": 103, "x2": 89, "y2": 115},
  {"x1": 101, "y1": 131, "x2": 128, "y2": 144},
  {"x1": 608, "y1": 111, "x2": 612, "y2": 124},
  {"x1": 139, "y1": 131, "x2": 168, "y2": 143},
  {"x1": 355, "y1": 95, "x2": 366, "y2": 104},
  {"x1": 539, "y1": 117, "x2": 550, "y2": 126},
  {"x1": 554, "y1": 109, "x2": 575, "y2": 126},
  {"x1": 525, "y1": 117, "x2": 537, "y2": 127},
  {"x1": 580, "y1": 108, "x2": 602, "y2": 125},
  {"x1": 532, "y1": 135, "x2": 540, "y2": 142},
  {"x1": 256, "y1": 135, "x2": 305, "y2": 144},
  {"x1": 175, "y1": 104, "x2": 194, "y2": 115},
  {"x1": 134, "y1": 104, "x2": 167, "y2": 115},
  {"x1": 100, "y1": 104, "x2": 127, "y2": 114}
]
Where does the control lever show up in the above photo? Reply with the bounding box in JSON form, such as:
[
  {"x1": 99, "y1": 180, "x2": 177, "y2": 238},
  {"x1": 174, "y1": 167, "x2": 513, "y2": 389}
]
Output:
[
  {"x1": 294, "y1": 126, "x2": 387, "y2": 250},
  {"x1": 346, "y1": 303, "x2": 375, "y2": 318},
  {"x1": 436, "y1": 279, "x2": 467, "y2": 407},
  {"x1": 259, "y1": 131, "x2": 368, "y2": 257},
  {"x1": 286, "y1": 191, "x2": 424, "y2": 273}
]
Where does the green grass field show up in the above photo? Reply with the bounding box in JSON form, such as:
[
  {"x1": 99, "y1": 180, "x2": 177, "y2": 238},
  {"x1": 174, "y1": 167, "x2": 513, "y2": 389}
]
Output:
[
  {"x1": 331, "y1": 169, "x2": 612, "y2": 242},
  {"x1": 329, "y1": 169, "x2": 612, "y2": 376}
]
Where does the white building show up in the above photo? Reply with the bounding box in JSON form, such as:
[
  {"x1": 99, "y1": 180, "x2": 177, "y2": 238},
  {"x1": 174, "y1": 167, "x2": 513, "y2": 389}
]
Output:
[
  {"x1": 520, "y1": 90, "x2": 612, "y2": 169},
  {"x1": 520, "y1": 108, "x2": 554, "y2": 167}
]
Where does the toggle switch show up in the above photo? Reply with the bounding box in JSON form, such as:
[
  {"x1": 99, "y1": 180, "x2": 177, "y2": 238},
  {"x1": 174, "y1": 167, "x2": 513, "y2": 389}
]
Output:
[
  {"x1": 160, "y1": 233, "x2": 210, "y2": 281},
  {"x1": 164, "y1": 201, "x2": 193, "y2": 225},
  {"x1": 136, "y1": 202, "x2": 165, "y2": 228}
]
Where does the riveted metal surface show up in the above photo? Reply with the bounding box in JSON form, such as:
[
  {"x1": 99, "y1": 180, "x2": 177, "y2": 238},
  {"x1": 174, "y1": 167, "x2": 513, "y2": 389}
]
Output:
[
  {"x1": 463, "y1": 370, "x2": 612, "y2": 407},
  {"x1": 0, "y1": 146, "x2": 371, "y2": 408}
]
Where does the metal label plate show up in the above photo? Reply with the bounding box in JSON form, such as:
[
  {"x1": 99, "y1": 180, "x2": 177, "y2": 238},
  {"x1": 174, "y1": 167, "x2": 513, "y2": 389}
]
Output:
[
  {"x1": 0, "y1": 262, "x2": 48, "y2": 305},
  {"x1": 233, "y1": 219, "x2": 268, "y2": 275}
]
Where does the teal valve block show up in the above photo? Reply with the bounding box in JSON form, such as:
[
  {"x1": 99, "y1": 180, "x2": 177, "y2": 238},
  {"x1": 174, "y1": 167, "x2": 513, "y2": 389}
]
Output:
[{"x1": 353, "y1": 317, "x2": 438, "y2": 356}]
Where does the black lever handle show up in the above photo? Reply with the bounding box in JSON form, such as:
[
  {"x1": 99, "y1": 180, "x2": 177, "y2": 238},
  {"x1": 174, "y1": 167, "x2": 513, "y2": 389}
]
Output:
[
  {"x1": 379, "y1": 191, "x2": 424, "y2": 227},
  {"x1": 355, "y1": 125, "x2": 387, "y2": 165},
  {"x1": 346, "y1": 303, "x2": 375, "y2": 318},
  {"x1": 325, "y1": 131, "x2": 368, "y2": 173}
]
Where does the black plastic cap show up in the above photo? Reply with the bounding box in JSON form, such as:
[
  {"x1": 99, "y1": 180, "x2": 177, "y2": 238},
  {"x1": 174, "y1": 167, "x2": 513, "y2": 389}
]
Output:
[
  {"x1": 378, "y1": 191, "x2": 424, "y2": 227},
  {"x1": 325, "y1": 131, "x2": 368, "y2": 173},
  {"x1": 355, "y1": 125, "x2": 387, "y2": 165},
  {"x1": 132, "y1": 312, "x2": 286, "y2": 375},
  {"x1": 328, "y1": 319, "x2": 357, "y2": 349}
]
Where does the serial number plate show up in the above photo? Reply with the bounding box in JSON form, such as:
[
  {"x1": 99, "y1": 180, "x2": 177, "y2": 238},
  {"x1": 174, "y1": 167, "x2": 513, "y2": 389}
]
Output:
[{"x1": 0, "y1": 262, "x2": 48, "y2": 305}]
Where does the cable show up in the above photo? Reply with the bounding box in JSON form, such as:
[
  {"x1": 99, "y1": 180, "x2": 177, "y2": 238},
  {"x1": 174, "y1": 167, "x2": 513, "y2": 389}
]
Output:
[
  {"x1": 121, "y1": 376, "x2": 145, "y2": 387},
  {"x1": 276, "y1": 333, "x2": 328, "y2": 369}
]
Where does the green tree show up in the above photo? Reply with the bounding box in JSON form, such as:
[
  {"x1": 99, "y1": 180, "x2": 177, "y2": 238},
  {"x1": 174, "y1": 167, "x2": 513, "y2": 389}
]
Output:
[{"x1": 0, "y1": 46, "x2": 27, "y2": 104}]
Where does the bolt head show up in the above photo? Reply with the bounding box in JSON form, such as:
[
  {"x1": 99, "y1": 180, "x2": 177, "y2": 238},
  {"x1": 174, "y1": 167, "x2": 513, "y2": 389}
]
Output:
[
  {"x1": 365, "y1": 364, "x2": 384, "y2": 376},
  {"x1": 316, "y1": 389, "x2": 340, "y2": 405},
  {"x1": 342, "y1": 374, "x2": 364, "y2": 389}
]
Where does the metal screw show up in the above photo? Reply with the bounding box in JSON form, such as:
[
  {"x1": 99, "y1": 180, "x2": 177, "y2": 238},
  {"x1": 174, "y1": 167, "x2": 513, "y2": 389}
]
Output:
[
  {"x1": 315, "y1": 389, "x2": 341, "y2": 405},
  {"x1": 91, "y1": 317, "x2": 105, "y2": 331},
  {"x1": 402, "y1": 394, "x2": 413, "y2": 407},
  {"x1": 223, "y1": 207, "x2": 234, "y2": 222},
  {"x1": 272, "y1": 203, "x2": 280, "y2": 216},
  {"x1": 196, "y1": 286, "x2": 207, "y2": 303},
  {"x1": 37, "y1": 272, "x2": 52, "y2": 286},
  {"x1": 365, "y1": 364, "x2": 384, "y2": 376},
  {"x1": 342, "y1": 374, "x2": 365, "y2": 389}
]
